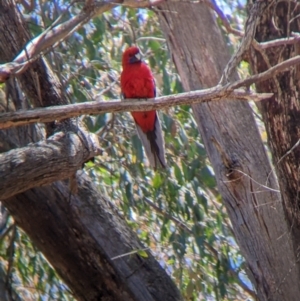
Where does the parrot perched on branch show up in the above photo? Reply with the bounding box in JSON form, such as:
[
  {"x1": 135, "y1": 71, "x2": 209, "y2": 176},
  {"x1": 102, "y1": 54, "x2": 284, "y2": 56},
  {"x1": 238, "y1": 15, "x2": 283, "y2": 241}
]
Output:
[{"x1": 120, "y1": 46, "x2": 166, "y2": 169}]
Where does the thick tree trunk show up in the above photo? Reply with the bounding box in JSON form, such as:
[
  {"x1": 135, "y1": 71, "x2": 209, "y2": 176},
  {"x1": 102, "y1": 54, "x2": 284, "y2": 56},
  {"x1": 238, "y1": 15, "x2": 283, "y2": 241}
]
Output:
[
  {"x1": 5, "y1": 176, "x2": 181, "y2": 301},
  {"x1": 251, "y1": 0, "x2": 300, "y2": 292},
  {"x1": 0, "y1": 1, "x2": 182, "y2": 301},
  {"x1": 158, "y1": 2, "x2": 300, "y2": 301}
]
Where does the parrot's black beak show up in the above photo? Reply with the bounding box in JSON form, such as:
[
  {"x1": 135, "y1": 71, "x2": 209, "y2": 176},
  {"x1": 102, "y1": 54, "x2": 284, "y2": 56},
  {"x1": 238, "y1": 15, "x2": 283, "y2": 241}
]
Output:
[{"x1": 129, "y1": 52, "x2": 142, "y2": 64}]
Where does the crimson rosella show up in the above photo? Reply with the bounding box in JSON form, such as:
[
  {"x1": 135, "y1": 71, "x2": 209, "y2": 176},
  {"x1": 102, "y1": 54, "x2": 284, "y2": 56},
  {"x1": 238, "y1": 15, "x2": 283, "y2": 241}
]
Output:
[{"x1": 120, "y1": 46, "x2": 166, "y2": 169}]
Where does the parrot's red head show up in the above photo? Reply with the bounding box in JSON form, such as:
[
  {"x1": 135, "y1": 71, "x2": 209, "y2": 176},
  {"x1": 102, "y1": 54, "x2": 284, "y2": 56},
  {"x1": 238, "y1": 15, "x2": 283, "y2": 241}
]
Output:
[{"x1": 122, "y1": 46, "x2": 142, "y2": 68}]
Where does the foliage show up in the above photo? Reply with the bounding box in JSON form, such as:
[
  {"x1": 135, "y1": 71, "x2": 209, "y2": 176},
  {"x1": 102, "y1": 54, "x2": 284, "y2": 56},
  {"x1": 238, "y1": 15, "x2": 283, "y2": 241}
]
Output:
[{"x1": 0, "y1": 0, "x2": 253, "y2": 300}]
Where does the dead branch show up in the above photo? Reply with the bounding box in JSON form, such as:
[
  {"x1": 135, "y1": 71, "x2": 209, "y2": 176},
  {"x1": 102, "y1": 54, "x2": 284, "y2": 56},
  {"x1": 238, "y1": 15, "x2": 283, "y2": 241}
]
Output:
[
  {"x1": 229, "y1": 55, "x2": 300, "y2": 89},
  {"x1": 0, "y1": 88, "x2": 272, "y2": 130},
  {"x1": 258, "y1": 33, "x2": 300, "y2": 49}
]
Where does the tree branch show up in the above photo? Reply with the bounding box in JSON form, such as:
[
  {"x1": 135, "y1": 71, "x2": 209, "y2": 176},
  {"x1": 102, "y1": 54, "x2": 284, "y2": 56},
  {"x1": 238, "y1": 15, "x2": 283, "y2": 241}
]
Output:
[
  {"x1": 201, "y1": 0, "x2": 243, "y2": 37},
  {"x1": 0, "y1": 0, "x2": 164, "y2": 82},
  {"x1": 0, "y1": 129, "x2": 100, "y2": 200},
  {"x1": 258, "y1": 33, "x2": 300, "y2": 49},
  {"x1": 229, "y1": 55, "x2": 300, "y2": 89},
  {"x1": 0, "y1": 89, "x2": 272, "y2": 130},
  {"x1": 220, "y1": 1, "x2": 268, "y2": 83}
]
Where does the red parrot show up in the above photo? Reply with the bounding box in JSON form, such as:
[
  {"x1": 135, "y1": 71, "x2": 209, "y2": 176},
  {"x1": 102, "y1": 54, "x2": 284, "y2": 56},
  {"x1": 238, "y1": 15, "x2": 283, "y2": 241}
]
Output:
[{"x1": 120, "y1": 46, "x2": 166, "y2": 169}]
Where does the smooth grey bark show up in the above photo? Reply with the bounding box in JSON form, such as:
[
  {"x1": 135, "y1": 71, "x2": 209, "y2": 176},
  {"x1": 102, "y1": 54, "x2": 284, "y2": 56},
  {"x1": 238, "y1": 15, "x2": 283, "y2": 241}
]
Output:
[
  {"x1": 0, "y1": 1, "x2": 183, "y2": 301},
  {"x1": 158, "y1": 2, "x2": 300, "y2": 301}
]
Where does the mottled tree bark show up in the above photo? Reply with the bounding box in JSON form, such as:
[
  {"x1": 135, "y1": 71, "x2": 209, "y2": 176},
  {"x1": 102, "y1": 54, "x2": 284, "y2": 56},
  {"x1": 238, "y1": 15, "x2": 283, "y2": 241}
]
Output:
[
  {"x1": 158, "y1": 2, "x2": 300, "y2": 301},
  {"x1": 253, "y1": 0, "x2": 300, "y2": 224},
  {"x1": 251, "y1": 0, "x2": 300, "y2": 294},
  {"x1": 0, "y1": 129, "x2": 100, "y2": 200}
]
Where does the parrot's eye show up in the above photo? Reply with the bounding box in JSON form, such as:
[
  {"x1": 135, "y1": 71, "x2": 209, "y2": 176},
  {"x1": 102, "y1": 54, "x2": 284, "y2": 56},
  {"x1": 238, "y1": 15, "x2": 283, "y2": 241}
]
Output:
[{"x1": 129, "y1": 52, "x2": 141, "y2": 64}]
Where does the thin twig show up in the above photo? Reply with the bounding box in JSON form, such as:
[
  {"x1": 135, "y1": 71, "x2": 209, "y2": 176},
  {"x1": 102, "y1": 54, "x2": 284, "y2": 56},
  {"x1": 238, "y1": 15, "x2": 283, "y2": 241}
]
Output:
[
  {"x1": 229, "y1": 55, "x2": 300, "y2": 90},
  {"x1": 144, "y1": 197, "x2": 192, "y2": 233},
  {"x1": 203, "y1": 0, "x2": 243, "y2": 37},
  {"x1": 257, "y1": 35, "x2": 300, "y2": 50},
  {"x1": 136, "y1": 37, "x2": 166, "y2": 42},
  {"x1": 111, "y1": 247, "x2": 149, "y2": 260},
  {"x1": 96, "y1": 79, "x2": 119, "y2": 97}
]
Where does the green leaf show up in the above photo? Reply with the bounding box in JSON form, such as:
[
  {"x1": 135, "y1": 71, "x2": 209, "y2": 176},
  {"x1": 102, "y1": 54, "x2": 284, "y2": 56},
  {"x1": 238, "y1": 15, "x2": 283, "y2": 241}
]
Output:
[
  {"x1": 125, "y1": 182, "x2": 133, "y2": 203},
  {"x1": 84, "y1": 37, "x2": 96, "y2": 59},
  {"x1": 131, "y1": 134, "x2": 144, "y2": 164},
  {"x1": 174, "y1": 163, "x2": 183, "y2": 185},
  {"x1": 162, "y1": 68, "x2": 171, "y2": 95},
  {"x1": 153, "y1": 173, "x2": 163, "y2": 189},
  {"x1": 186, "y1": 280, "x2": 194, "y2": 299},
  {"x1": 90, "y1": 59, "x2": 104, "y2": 69},
  {"x1": 137, "y1": 249, "x2": 148, "y2": 258},
  {"x1": 199, "y1": 166, "x2": 216, "y2": 188},
  {"x1": 149, "y1": 40, "x2": 161, "y2": 52}
]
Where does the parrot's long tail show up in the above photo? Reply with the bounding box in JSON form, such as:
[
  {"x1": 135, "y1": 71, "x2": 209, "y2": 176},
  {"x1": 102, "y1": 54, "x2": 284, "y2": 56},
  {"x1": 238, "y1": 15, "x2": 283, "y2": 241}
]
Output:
[{"x1": 135, "y1": 114, "x2": 166, "y2": 170}]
